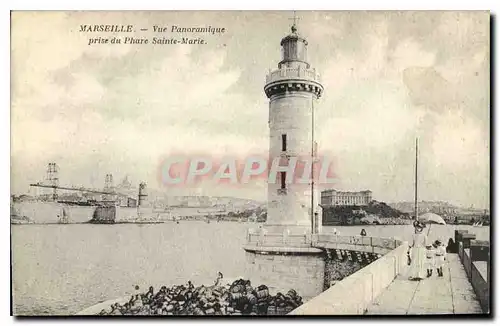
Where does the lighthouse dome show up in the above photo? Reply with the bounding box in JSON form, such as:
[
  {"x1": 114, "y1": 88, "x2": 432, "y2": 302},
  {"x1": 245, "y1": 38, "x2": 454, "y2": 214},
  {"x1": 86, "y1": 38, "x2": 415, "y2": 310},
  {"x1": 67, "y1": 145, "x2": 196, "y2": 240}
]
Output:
[{"x1": 279, "y1": 25, "x2": 310, "y2": 69}]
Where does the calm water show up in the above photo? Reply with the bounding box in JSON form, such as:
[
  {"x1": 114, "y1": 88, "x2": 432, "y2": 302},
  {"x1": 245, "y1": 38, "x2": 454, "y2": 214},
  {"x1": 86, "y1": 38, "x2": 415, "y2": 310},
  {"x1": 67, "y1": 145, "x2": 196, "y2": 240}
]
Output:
[{"x1": 11, "y1": 222, "x2": 489, "y2": 315}]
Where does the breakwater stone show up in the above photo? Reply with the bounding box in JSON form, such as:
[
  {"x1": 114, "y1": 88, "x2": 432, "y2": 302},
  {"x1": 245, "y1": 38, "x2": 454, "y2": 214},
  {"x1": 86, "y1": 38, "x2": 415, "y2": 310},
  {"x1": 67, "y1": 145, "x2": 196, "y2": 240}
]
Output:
[{"x1": 85, "y1": 278, "x2": 303, "y2": 316}]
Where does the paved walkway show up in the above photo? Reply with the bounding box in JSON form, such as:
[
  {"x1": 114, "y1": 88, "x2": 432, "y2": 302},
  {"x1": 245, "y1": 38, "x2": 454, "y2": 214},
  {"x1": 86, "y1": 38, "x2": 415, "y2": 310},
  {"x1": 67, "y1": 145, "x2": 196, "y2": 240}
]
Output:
[{"x1": 365, "y1": 254, "x2": 483, "y2": 315}]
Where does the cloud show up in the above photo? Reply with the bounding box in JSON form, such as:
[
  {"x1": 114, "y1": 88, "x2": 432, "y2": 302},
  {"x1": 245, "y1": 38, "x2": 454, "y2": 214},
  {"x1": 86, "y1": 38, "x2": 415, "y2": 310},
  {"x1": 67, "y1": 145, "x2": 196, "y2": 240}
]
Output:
[
  {"x1": 431, "y1": 110, "x2": 489, "y2": 171},
  {"x1": 10, "y1": 11, "x2": 490, "y2": 208},
  {"x1": 403, "y1": 67, "x2": 454, "y2": 110},
  {"x1": 391, "y1": 38, "x2": 436, "y2": 72},
  {"x1": 313, "y1": 12, "x2": 488, "y2": 207},
  {"x1": 319, "y1": 17, "x2": 389, "y2": 98},
  {"x1": 11, "y1": 13, "x2": 253, "y2": 193}
]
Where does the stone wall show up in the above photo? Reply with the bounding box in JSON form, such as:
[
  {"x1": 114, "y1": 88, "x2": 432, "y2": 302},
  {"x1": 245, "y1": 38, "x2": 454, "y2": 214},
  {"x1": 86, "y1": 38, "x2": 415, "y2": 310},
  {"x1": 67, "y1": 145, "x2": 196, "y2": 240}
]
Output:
[
  {"x1": 458, "y1": 241, "x2": 490, "y2": 313},
  {"x1": 324, "y1": 258, "x2": 366, "y2": 289},
  {"x1": 245, "y1": 250, "x2": 325, "y2": 301},
  {"x1": 289, "y1": 242, "x2": 408, "y2": 315}
]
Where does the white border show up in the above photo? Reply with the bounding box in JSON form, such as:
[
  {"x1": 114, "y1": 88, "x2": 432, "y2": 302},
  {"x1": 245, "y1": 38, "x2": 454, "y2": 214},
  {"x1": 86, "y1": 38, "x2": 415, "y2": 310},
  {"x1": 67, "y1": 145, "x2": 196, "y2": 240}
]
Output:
[
  {"x1": 3, "y1": 0, "x2": 500, "y2": 10},
  {"x1": 2, "y1": 1, "x2": 498, "y2": 326}
]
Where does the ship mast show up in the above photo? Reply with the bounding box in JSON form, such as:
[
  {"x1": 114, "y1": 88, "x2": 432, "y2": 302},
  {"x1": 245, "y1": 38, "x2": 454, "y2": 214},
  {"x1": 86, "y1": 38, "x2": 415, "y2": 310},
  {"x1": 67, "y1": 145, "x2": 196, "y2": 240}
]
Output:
[{"x1": 414, "y1": 138, "x2": 419, "y2": 221}]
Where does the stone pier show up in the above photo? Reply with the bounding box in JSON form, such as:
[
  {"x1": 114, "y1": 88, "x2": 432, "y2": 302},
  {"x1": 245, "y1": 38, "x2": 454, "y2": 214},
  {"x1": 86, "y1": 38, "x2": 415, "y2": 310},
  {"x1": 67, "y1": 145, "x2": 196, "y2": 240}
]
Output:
[
  {"x1": 243, "y1": 232, "x2": 402, "y2": 303},
  {"x1": 244, "y1": 245, "x2": 325, "y2": 300}
]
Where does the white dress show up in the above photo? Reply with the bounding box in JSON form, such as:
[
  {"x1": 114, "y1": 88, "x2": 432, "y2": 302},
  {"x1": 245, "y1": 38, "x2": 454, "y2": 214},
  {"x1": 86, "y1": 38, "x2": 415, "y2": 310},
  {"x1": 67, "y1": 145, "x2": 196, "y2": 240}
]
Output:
[
  {"x1": 408, "y1": 233, "x2": 427, "y2": 279},
  {"x1": 425, "y1": 248, "x2": 435, "y2": 270},
  {"x1": 435, "y1": 245, "x2": 446, "y2": 268}
]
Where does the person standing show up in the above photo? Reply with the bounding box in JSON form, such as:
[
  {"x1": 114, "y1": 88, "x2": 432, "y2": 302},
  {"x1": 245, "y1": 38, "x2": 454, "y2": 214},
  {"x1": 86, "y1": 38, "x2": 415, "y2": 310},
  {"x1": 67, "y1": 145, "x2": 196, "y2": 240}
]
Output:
[
  {"x1": 408, "y1": 220, "x2": 427, "y2": 281},
  {"x1": 434, "y1": 240, "x2": 446, "y2": 277},
  {"x1": 425, "y1": 244, "x2": 435, "y2": 277},
  {"x1": 446, "y1": 238, "x2": 456, "y2": 253}
]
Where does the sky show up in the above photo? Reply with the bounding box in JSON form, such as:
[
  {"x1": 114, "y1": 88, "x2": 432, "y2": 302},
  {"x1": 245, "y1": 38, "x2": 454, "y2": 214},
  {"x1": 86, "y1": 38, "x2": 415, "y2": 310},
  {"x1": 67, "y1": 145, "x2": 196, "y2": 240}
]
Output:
[{"x1": 10, "y1": 11, "x2": 490, "y2": 208}]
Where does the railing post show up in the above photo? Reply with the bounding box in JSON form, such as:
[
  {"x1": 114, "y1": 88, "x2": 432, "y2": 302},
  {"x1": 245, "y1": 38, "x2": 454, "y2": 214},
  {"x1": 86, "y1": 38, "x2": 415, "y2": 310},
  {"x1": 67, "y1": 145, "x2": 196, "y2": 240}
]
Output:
[
  {"x1": 462, "y1": 233, "x2": 476, "y2": 249},
  {"x1": 487, "y1": 252, "x2": 490, "y2": 312},
  {"x1": 259, "y1": 229, "x2": 266, "y2": 247},
  {"x1": 283, "y1": 229, "x2": 289, "y2": 246},
  {"x1": 463, "y1": 233, "x2": 476, "y2": 276},
  {"x1": 470, "y1": 240, "x2": 489, "y2": 262},
  {"x1": 455, "y1": 229, "x2": 468, "y2": 244},
  {"x1": 487, "y1": 251, "x2": 490, "y2": 283}
]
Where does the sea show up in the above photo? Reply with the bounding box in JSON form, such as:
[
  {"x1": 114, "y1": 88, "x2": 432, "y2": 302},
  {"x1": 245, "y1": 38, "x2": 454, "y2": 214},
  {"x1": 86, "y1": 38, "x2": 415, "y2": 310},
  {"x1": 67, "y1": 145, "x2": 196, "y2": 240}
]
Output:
[{"x1": 11, "y1": 222, "x2": 490, "y2": 315}]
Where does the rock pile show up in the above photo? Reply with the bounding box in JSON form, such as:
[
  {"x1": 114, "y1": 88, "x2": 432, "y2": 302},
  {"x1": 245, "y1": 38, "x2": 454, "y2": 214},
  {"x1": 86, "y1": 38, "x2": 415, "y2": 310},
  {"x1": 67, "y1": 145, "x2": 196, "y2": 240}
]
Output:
[{"x1": 97, "y1": 278, "x2": 303, "y2": 316}]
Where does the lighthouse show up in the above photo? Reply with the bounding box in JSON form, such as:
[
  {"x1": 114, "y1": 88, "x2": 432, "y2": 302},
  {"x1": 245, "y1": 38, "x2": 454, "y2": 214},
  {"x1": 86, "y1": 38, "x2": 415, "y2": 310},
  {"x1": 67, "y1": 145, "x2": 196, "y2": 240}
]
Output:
[
  {"x1": 244, "y1": 17, "x2": 326, "y2": 301},
  {"x1": 264, "y1": 18, "x2": 324, "y2": 234}
]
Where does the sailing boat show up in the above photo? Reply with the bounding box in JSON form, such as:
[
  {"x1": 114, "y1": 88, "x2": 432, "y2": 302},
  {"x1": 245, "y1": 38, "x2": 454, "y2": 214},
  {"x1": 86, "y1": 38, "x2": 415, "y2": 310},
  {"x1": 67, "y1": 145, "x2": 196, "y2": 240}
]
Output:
[{"x1": 473, "y1": 209, "x2": 488, "y2": 227}]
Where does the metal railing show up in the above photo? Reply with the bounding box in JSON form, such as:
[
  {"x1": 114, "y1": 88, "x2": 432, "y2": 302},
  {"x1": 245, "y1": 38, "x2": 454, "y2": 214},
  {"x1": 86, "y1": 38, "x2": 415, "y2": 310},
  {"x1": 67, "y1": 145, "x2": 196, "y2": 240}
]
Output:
[
  {"x1": 247, "y1": 232, "x2": 312, "y2": 248},
  {"x1": 246, "y1": 232, "x2": 401, "y2": 251},
  {"x1": 315, "y1": 234, "x2": 400, "y2": 250},
  {"x1": 265, "y1": 67, "x2": 321, "y2": 84}
]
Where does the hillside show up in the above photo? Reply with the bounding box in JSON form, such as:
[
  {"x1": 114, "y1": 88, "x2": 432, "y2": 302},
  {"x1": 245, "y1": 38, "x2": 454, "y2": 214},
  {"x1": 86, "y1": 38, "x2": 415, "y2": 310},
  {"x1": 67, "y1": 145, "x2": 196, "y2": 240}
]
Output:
[
  {"x1": 364, "y1": 201, "x2": 411, "y2": 218},
  {"x1": 322, "y1": 200, "x2": 410, "y2": 226},
  {"x1": 387, "y1": 201, "x2": 487, "y2": 216},
  {"x1": 147, "y1": 192, "x2": 264, "y2": 211},
  {"x1": 15, "y1": 187, "x2": 265, "y2": 214}
]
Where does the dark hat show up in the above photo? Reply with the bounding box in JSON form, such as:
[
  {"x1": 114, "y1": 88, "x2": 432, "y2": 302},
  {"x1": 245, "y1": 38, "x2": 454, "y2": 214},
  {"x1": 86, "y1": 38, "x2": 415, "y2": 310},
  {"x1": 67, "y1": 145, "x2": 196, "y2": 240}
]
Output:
[
  {"x1": 413, "y1": 220, "x2": 425, "y2": 229},
  {"x1": 434, "y1": 240, "x2": 442, "y2": 246}
]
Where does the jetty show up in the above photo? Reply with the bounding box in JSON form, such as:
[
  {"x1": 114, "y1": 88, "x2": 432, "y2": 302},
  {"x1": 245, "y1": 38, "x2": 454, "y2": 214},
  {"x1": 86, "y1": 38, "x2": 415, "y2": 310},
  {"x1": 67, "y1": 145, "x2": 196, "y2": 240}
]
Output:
[{"x1": 286, "y1": 230, "x2": 488, "y2": 315}]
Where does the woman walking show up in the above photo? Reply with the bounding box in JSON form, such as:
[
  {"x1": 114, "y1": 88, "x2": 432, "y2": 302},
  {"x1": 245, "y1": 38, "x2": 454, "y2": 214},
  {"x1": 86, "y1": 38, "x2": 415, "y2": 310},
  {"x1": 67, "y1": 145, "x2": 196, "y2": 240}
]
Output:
[{"x1": 408, "y1": 220, "x2": 427, "y2": 281}]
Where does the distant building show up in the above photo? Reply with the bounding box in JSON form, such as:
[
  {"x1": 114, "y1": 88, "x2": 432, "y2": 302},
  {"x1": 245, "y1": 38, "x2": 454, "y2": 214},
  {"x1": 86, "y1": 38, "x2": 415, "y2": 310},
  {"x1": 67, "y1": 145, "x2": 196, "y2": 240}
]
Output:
[
  {"x1": 321, "y1": 189, "x2": 373, "y2": 207},
  {"x1": 118, "y1": 176, "x2": 132, "y2": 189},
  {"x1": 127, "y1": 197, "x2": 138, "y2": 207}
]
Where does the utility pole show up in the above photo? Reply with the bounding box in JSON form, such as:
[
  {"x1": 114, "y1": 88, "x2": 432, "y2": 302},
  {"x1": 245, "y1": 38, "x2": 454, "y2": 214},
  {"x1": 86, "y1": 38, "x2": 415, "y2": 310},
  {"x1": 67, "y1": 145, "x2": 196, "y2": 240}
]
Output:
[
  {"x1": 311, "y1": 96, "x2": 315, "y2": 234},
  {"x1": 414, "y1": 138, "x2": 419, "y2": 221}
]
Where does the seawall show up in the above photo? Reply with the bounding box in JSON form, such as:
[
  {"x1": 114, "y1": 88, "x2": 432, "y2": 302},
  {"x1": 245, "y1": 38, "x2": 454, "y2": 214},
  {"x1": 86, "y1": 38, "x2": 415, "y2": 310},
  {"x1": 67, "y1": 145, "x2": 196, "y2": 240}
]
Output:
[
  {"x1": 455, "y1": 230, "x2": 490, "y2": 313},
  {"x1": 290, "y1": 241, "x2": 408, "y2": 315}
]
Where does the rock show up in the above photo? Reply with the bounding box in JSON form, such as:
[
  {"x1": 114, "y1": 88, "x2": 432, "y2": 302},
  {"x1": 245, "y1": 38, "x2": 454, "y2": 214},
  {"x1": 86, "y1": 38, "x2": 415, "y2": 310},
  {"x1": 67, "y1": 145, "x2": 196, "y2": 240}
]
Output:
[{"x1": 93, "y1": 277, "x2": 303, "y2": 316}]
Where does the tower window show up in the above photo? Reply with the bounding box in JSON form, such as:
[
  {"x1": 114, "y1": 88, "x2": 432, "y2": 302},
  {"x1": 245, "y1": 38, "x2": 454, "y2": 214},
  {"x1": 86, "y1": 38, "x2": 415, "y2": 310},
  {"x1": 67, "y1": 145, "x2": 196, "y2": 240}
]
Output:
[
  {"x1": 282, "y1": 134, "x2": 287, "y2": 151},
  {"x1": 280, "y1": 172, "x2": 286, "y2": 189}
]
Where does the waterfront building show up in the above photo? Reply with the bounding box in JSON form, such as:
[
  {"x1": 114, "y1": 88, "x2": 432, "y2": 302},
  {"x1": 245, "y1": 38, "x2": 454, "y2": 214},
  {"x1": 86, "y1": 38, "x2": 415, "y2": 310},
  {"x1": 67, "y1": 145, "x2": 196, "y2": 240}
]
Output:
[{"x1": 321, "y1": 189, "x2": 373, "y2": 207}]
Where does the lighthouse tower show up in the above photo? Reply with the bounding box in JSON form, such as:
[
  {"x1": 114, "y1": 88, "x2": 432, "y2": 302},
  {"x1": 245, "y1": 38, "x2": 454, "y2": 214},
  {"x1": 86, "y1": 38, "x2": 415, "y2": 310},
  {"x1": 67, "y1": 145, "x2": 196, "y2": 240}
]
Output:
[
  {"x1": 264, "y1": 19, "x2": 324, "y2": 234},
  {"x1": 243, "y1": 18, "x2": 326, "y2": 300}
]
